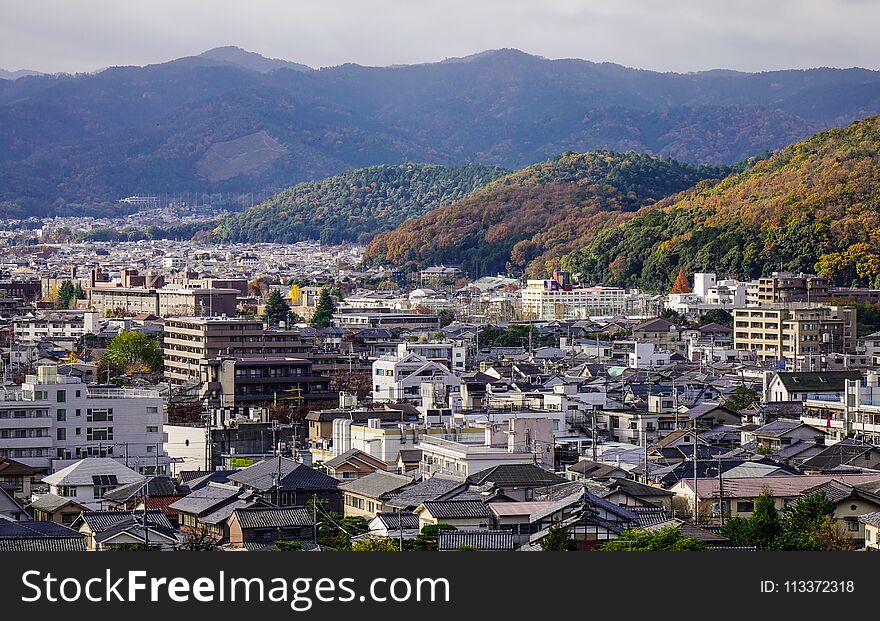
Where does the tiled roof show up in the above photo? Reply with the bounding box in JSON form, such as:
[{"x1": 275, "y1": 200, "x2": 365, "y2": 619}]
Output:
[
  {"x1": 234, "y1": 507, "x2": 314, "y2": 529},
  {"x1": 0, "y1": 520, "x2": 86, "y2": 551},
  {"x1": 169, "y1": 482, "x2": 241, "y2": 516},
  {"x1": 42, "y1": 458, "x2": 144, "y2": 487},
  {"x1": 774, "y1": 371, "x2": 861, "y2": 392},
  {"x1": 385, "y1": 477, "x2": 465, "y2": 509},
  {"x1": 466, "y1": 464, "x2": 566, "y2": 487},
  {"x1": 684, "y1": 473, "x2": 880, "y2": 499},
  {"x1": 228, "y1": 458, "x2": 340, "y2": 493},
  {"x1": 79, "y1": 509, "x2": 172, "y2": 533},
  {"x1": 339, "y1": 471, "x2": 413, "y2": 498},
  {"x1": 421, "y1": 500, "x2": 493, "y2": 519},
  {"x1": 373, "y1": 511, "x2": 420, "y2": 531},
  {"x1": 438, "y1": 530, "x2": 514, "y2": 551}
]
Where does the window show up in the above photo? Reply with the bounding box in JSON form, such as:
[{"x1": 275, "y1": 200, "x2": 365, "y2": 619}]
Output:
[
  {"x1": 736, "y1": 501, "x2": 755, "y2": 513},
  {"x1": 847, "y1": 520, "x2": 860, "y2": 532},
  {"x1": 146, "y1": 426, "x2": 158, "y2": 433},
  {"x1": 56, "y1": 409, "x2": 66, "y2": 422},
  {"x1": 58, "y1": 486, "x2": 77, "y2": 497},
  {"x1": 867, "y1": 529, "x2": 873, "y2": 542},
  {"x1": 87, "y1": 408, "x2": 113, "y2": 422},
  {"x1": 56, "y1": 390, "x2": 66, "y2": 403},
  {"x1": 56, "y1": 428, "x2": 66, "y2": 441},
  {"x1": 75, "y1": 390, "x2": 81, "y2": 398}
]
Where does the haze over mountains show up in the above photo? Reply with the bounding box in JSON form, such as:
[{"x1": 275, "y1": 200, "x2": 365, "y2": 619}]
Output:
[{"x1": 4, "y1": 46, "x2": 880, "y2": 216}]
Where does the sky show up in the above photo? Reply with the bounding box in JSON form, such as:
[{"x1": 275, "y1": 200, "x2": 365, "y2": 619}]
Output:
[{"x1": 2, "y1": 0, "x2": 880, "y2": 74}]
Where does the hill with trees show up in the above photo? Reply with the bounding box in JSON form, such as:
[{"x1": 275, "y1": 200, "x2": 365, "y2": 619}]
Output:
[
  {"x1": 6, "y1": 48, "x2": 880, "y2": 215},
  {"x1": 363, "y1": 151, "x2": 732, "y2": 277},
  {"x1": 560, "y1": 115, "x2": 880, "y2": 291},
  {"x1": 211, "y1": 163, "x2": 507, "y2": 244}
]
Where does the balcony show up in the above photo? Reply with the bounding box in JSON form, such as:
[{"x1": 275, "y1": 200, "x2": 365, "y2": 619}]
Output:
[{"x1": 87, "y1": 387, "x2": 161, "y2": 399}]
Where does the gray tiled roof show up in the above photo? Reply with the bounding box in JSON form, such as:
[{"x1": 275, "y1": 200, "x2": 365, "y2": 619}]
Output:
[
  {"x1": 466, "y1": 464, "x2": 566, "y2": 487},
  {"x1": 168, "y1": 482, "x2": 241, "y2": 516},
  {"x1": 80, "y1": 509, "x2": 172, "y2": 532},
  {"x1": 228, "y1": 458, "x2": 339, "y2": 493},
  {"x1": 234, "y1": 506, "x2": 314, "y2": 529},
  {"x1": 339, "y1": 471, "x2": 413, "y2": 498},
  {"x1": 0, "y1": 520, "x2": 86, "y2": 551},
  {"x1": 374, "y1": 511, "x2": 419, "y2": 530},
  {"x1": 385, "y1": 477, "x2": 465, "y2": 509},
  {"x1": 421, "y1": 500, "x2": 492, "y2": 519},
  {"x1": 438, "y1": 530, "x2": 514, "y2": 551}
]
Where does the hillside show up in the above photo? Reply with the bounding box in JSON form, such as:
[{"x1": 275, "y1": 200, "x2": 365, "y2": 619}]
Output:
[
  {"x1": 560, "y1": 115, "x2": 880, "y2": 291},
  {"x1": 363, "y1": 152, "x2": 731, "y2": 277},
  {"x1": 211, "y1": 163, "x2": 507, "y2": 245},
  {"x1": 5, "y1": 48, "x2": 880, "y2": 215}
]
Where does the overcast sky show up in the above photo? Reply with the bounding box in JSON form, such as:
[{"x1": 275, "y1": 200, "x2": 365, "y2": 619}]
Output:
[{"x1": 2, "y1": 0, "x2": 879, "y2": 74}]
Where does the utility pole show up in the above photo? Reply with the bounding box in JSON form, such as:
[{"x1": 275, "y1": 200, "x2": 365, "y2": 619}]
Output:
[
  {"x1": 397, "y1": 507, "x2": 404, "y2": 551},
  {"x1": 692, "y1": 422, "x2": 699, "y2": 525},
  {"x1": 591, "y1": 407, "x2": 598, "y2": 462},
  {"x1": 718, "y1": 455, "x2": 724, "y2": 528}
]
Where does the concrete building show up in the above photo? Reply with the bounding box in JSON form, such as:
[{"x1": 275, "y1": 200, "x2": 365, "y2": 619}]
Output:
[
  {"x1": 13, "y1": 311, "x2": 99, "y2": 345},
  {"x1": 733, "y1": 305, "x2": 856, "y2": 362},
  {"x1": 522, "y1": 276, "x2": 627, "y2": 321},
  {"x1": 753, "y1": 272, "x2": 830, "y2": 305},
  {"x1": 0, "y1": 366, "x2": 167, "y2": 473},
  {"x1": 371, "y1": 352, "x2": 460, "y2": 403}
]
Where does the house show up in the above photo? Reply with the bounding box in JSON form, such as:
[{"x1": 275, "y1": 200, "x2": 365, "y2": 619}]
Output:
[
  {"x1": 800, "y1": 439, "x2": 880, "y2": 472},
  {"x1": 40, "y1": 458, "x2": 145, "y2": 509},
  {"x1": 396, "y1": 449, "x2": 422, "y2": 474},
  {"x1": 75, "y1": 509, "x2": 180, "y2": 551},
  {"x1": 170, "y1": 482, "x2": 267, "y2": 543},
  {"x1": 566, "y1": 459, "x2": 630, "y2": 481},
  {"x1": 746, "y1": 420, "x2": 827, "y2": 452},
  {"x1": 0, "y1": 486, "x2": 27, "y2": 521},
  {"x1": 368, "y1": 511, "x2": 421, "y2": 539},
  {"x1": 801, "y1": 479, "x2": 880, "y2": 541},
  {"x1": 0, "y1": 519, "x2": 86, "y2": 551},
  {"x1": 859, "y1": 512, "x2": 880, "y2": 550},
  {"x1": 28, "y1": 493, "x2": 88, "y2": 525},
  {"x1": 102, "y1": 476, "x2": 192, "y2": 528},
  {"x1": 324, "y1": 449, "x2": 388, "y2": 481},
  {"x1": 0, "y1": 457, "x2": 39, "y2": 501},
  {"x1": 371, "y1": 352, "x2": 460, "y2": 403},
  {"x1": 415, "y1": 500, "x2": 494, "y2": 530},
  {"x1": 766, "y1": 371, "x2": 862, "y2": 402},
  {"x1": 595, "y1": 478, "x2": 676, "y2": 511},
  {"x1": 682, "y1": 402, "x2": 743, "y2": 429},
  {"x1": 631, "y1": 318, "x2": 683, "y2": 354},
  {"x1": 465, "y1": 464, "x2": 567, "y2": 501},
  {"x1": 339, "y1": 471, "x2": 414, "y2": 519},
  {"x1": 227, "y1": 458, "x2": 342, "y2": 514},
  {"x1": 383, "y1": 476, "x2": 468, "y2": 511},
  {"x1": 227, "y1": 506, "x2": 316, "y2": 550}
]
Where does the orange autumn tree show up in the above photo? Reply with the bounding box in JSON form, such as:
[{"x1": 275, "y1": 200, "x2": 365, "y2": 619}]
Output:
[{"x1": 671, "y1": 268, "x2": 690, "y2": 294}]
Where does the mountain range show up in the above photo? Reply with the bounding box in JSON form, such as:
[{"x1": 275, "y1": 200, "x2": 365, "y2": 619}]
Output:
[{"x1": 5, "y1": 46, "x2": 880, "y2": 216}]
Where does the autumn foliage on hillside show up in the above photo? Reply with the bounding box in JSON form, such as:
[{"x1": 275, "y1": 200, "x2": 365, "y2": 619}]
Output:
[
  {"x1": 363, "y1": 152, "x2": 729, "y2": 277},
  {"x1": 561, "y1": 115, "x2": 880, "y2": 291}
]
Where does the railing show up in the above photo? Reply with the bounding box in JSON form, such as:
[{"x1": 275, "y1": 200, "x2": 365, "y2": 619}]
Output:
[{"x1": 87, "y1": 388, "x2": 162, "y2": 399}]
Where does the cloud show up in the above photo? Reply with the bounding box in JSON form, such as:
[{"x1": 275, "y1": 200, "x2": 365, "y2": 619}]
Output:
[{"x1": 1, "y1": 0, "x2": 878, "y2": 73}]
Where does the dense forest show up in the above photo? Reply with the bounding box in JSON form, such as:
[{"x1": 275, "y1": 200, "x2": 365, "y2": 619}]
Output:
[
  {"x1": 560, "y1": 115, "x2": 880, "y2": 291},
  {"x1": 211, "y1": 163, "x2": 507, "y2": 245},
  {"x1": 363, "y1": 151, "x2": 731, "y2": 277},
  {"x1": 5, "y1": 47, "x2": 880, "y2": 215}
]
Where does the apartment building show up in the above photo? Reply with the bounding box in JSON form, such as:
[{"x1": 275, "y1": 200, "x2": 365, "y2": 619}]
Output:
[
  {"x1": 89, "y1": 285, "x2": 239, "y2": 317},
  {"x1": 0, "y1": 366, "x2": 167, "y2": 473},
  {"x1": 752, "y1": 272, "x2": 830, "y2": 305},
  {"x1": 13, "y1": 311, "x2": 100, "y2": 344},
  {"x1": 163, "y1": 316, "x2": 308, "y2": 385},
  {"x1": 522, "y1": 279, "x2": 626, "y2": 320},
  {"x1": 733, "y1": 305, "x2": 856, "y2": 362},
  {"x1": 371, "y1": 352, "x2": 460, "y2": 402},
  {"x1": 200, "y1": 357, "x2": 333, "y2": 408}
]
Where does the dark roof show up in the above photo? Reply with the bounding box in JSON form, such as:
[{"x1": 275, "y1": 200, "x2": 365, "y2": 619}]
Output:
[
  {"x1": 184, "y1": 470, "x2": 235, "y2": 490},
  {"x1": 604, "y1": 477, "x2": 675, "y2": 499},
  {"x1": 466, "y1": 464, "x2": 566, "y2": 488},
  {"x1": 339, "y1": 471, "x2": 413, "y2": 498},
  {"x1": 93, "y1": 516, "x2": 180, "y2": 544},
  {"x1": 859, "y1": 511, "x2": 880, "y2": 527},
  {"x1": 421, "y1": 500, "x2": 493, "y2": 519},
  {"x1": 633, "y1": 318, "x2": 677, "y2": 333},
  {"x1": 374, "y1": 511, "x2": 420, "y2": 530},
  {"x1": 102, "y1": 476, "x2": 190, "y2": 502},
  {"x1": 774, "y1": 371, "x2": 862, "y2": 392},
  {"x1": 801, "y1": 439, "x2": 880, "y2": 470},
  {"x1": 323, "y1": 449, "x2": 386, "y2": 470},
  {"x1": 0, "y1": 457, "x2": 39, "y2": 477},
  {"x1": 567, "y1": 460, "x2": 627, "y2": 478},
  {"x1": 79, "y1": 509, "x2": 172, "y2": 533},
  {"x1": 228, "y1": 458, "x2": 339, "y2": 493},
  {"x1": 168, "y1": 483, "x2": 242, "y2": 516},
  {"x1": 0, "y1": 520, "x2": 86, "y2": 551},
  {"x1": 385, "y1": 477, "x2": 466, "y2": 509},
  {"x1": 629, "y1": 506, "x2": 673, "y2": 527},
  {"x1": 234, "y1": 506, "x2": 314, "y2": 529},
  {"x1": 438, "y1": 530, "x2": 514, "y2": 551}
]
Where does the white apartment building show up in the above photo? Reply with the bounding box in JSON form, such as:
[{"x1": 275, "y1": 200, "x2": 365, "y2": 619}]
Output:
[
  {"x1": 396, "y1": 342, "x2": 467, "y2": 372},
  {"x1": 667, "y1": 273, "x2": 748, "y2": 314},
  {"x1": 372, "y1": 352, "x2": 461, "y2": 402},
  {"x1": 522, "y1": 280, "x2": 627, "y2": 320},
  {"x1": 13, "y1": 311, "x2": 100, "y2": 343},
  {"x1": 0, "y1": 366, "x2": 168, "y2": 473}
]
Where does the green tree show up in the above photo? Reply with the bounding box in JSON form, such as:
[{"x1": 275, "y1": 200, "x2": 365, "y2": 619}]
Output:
[
  {"x1": 310, "y1": 289, "x2": 337, "y2": 328},
  {"x1": 540, "y1": 523, "x2": 573, "y2": 551},
  {"x1": 778, "y1": 491, "x2": 836, "y2": 550},
  {"x1": 724, "y1": 385, "x2": 760, "y2": 412},
  {"x1": 748, "y1": 489, "x2": 783, "y2": 550},
  {"x1": 263, "y1": 289, "x2": 292, "y2": 327},
  {"x1": 410, "y1": 524, "x2": 456, "y2": 551},
  {"x1": 352, "y1": 537, "x2": 400, "y2": 551},
  {"x1": 58, "y1": 280, "x2": 76, "y2": 309},
  {"x1": 73, "y1": 283, "x2": 86, "y2": 300},
  {"x1": 438, "y1": 309, "x2": 455, "y2": 327},
  {"x1": 102, "y1": 331, "x2": 162, "y2": 374},
  {"x1": 601, "y1": 526, "x2": 708, "y2": 551}
]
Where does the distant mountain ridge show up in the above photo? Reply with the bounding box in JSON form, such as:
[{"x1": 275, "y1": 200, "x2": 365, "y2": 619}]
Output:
[{"x1": 4, "y1": 47, "x2": 880, "y2": 215}]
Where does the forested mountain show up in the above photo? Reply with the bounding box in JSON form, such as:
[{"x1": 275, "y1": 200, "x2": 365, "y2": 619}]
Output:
[
  {"x1": 560, "y1": 115, "x2": 880, "y2": 291},
  {"x1": 211, "y1": 163, "x2": 507, "y2": 245},
  {"x1": 363, "y1": 152, "x2": 732, "y2": 277},
  {"x1": 4, "y1": 47, "x2": 880, "y2": 215}
]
